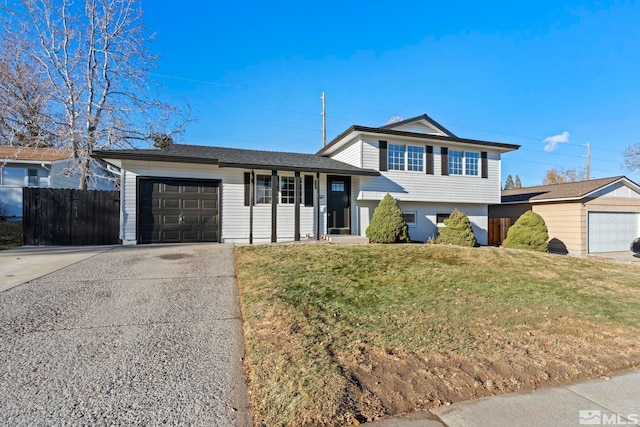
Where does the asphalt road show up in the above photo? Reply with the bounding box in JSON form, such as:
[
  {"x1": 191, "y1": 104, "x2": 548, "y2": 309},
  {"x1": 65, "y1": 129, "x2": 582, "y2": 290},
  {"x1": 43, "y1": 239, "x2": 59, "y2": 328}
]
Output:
[{"x1": 0, "y1": 244, "x2": 252, "y2": 426}]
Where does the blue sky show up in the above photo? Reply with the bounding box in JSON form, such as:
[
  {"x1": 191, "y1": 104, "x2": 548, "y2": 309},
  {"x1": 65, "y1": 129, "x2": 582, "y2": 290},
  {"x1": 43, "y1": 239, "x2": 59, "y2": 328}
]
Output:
[{"x1": 143, "y1": 1, "x2": 640, "y2": 187}]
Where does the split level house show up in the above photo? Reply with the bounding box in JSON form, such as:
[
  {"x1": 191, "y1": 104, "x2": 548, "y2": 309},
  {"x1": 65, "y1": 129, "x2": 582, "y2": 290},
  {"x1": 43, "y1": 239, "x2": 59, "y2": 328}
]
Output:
[{"x1": 93, "y1": 114, "x2": 520, "y2": 245}]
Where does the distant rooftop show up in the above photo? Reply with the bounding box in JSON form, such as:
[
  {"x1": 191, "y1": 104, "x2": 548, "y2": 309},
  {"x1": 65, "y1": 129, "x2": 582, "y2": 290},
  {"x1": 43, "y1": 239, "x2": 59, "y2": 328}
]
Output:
[
  {"x1": 501, "y1": 176, "x2": 628, "y2": 203},
  {"x1": 0, "y1": 147, "x2": 72, "y2": 162}
]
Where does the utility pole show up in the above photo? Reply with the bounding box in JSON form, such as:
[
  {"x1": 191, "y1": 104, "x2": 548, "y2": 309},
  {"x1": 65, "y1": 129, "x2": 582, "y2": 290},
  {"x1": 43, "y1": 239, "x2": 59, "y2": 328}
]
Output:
[
  {"x1": 584, "y1": 141, "x2": 591, "y2": 180},
  {"x1": 321, "y1": 92, "x2": 326, "y2": 148}
]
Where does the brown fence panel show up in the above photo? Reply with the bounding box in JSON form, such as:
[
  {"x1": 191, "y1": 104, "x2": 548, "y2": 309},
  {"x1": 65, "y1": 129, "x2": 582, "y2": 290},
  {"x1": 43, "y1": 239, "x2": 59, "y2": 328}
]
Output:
[
  {"x1": 23, "y1": 188, "x2": 120, "y2": 246},
  {"x1": 488, "y1": 217, "x2": 512, "y2": 246}
]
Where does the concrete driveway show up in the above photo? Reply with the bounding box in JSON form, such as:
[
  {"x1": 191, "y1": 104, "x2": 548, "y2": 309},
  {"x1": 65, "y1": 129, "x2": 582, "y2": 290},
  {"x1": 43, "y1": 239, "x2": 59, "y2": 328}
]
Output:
[
  {"x1": 588, "y1": 251, "x2": 640, "y2": 264},
  {"x1": 0, "y1": 244, "x2": 251, "y2": 426}
]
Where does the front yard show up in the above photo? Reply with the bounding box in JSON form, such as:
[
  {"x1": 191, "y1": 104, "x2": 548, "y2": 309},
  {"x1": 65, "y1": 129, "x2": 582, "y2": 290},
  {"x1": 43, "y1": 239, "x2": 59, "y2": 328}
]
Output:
[
  {"x1": 236, "y1": 244, "x2": 640, "y2": 426},
  {"x1": 0, "y1": 221, "x2": 21, "y2": 250}
]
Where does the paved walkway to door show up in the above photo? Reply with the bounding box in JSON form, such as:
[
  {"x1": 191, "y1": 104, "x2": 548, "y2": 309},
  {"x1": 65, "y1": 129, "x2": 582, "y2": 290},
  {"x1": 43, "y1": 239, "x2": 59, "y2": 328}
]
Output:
[{"x1": 0, "y1": 244, "x2": 252, "y2": 426}]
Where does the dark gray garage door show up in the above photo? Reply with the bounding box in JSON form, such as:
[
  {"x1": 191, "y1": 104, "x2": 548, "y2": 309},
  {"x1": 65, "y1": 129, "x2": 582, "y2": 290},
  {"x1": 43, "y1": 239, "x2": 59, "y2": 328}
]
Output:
[{"x1": 138, "y1": 178, "x2": 220, "y2": 243}]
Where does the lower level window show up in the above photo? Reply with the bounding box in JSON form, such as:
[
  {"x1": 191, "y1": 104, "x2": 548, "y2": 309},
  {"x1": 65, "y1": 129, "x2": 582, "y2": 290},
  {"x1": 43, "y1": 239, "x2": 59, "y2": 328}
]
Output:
[
  {"x1": 256, "y1": 175, "x2": 271, "y2": 204},
  {"x1": 402, "y1": 212, "x2": 417, "y2": 226},
  {"x1": 437, "y1": 213, "x2": 451, "y2": 225},
  {"x1": 280, "y1": 177, "x2": 295, "y2": 204}
]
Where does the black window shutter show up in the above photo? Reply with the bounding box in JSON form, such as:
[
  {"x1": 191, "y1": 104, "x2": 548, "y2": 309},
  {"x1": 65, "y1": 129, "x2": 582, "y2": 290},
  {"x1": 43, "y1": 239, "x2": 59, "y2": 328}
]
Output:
[
  {"x1": 244, "y1": 172, "x2": 251, "y2": 206},
  {"x1": 304, "y1": 175, "x2": 314, "y2": 207},
  {"x1": 441, "y1": 147, "x2": 449, "y2": 176},
  {"x1": 426, "y1": 145, "x2": 434, "y2": 175},
  {"x1": 379, "y1": 141, "x2": 387, "y2": 171},
  {"x1": 481, "y1": 151, "x2": 488, "y2": 178}
]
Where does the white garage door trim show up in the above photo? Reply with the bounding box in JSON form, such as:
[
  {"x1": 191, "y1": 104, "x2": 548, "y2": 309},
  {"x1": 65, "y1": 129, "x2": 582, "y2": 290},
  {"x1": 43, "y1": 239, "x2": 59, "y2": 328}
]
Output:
[{"x1": 588, "y1": 211, "x2": 639, "y2": 253}]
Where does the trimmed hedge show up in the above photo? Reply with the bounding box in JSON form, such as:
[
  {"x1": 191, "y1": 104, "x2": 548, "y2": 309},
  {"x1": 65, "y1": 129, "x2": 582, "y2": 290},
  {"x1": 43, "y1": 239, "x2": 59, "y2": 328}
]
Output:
[
  {"x1": 366, "y1": 194, "x2": 410, "y2": 243},
  {"x1": 502, "y1": 211, "x2": 549, "y2": 252},
  {"x1": 438, "y1": 209, "x2": 477, "y2": 247}
]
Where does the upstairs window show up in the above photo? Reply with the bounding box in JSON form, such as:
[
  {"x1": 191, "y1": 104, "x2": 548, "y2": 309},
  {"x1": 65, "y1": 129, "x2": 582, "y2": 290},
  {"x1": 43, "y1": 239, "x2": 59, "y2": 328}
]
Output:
[
  {"x1": 407, "y1": 146, "x2": 424, "y2": 172},
  {"x1": 449, "y1": 151, "x2": 480, "y2": 176},
  {"x1": 449, "y1": 151, "x2": 463, "y2": 175},
  {"x1": 388, "y1": 144, "x2": 405, "y2": 170},
  {"x1": 387, "y1": 144, "x2": 425, "y2": 172},
  {"x1": 465, "y1": 152, "x2": 480, "y2": 176}
]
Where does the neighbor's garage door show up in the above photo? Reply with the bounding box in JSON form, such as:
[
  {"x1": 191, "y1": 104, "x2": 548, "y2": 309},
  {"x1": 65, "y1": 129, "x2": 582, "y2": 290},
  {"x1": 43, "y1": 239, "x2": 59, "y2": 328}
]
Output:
[
  {"x1": 588, "y1": 211, "x2": 639, "y2": 253},
  {"x1": 138, "y1": 178, "x2": 220, "y2": 244}
]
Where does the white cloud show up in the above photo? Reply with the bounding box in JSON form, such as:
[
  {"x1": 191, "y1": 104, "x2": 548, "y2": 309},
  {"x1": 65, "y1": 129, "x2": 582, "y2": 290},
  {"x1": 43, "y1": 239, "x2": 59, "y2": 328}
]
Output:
[{"x1": 543, "y1": 131, "x2": 570, "y2": 152}]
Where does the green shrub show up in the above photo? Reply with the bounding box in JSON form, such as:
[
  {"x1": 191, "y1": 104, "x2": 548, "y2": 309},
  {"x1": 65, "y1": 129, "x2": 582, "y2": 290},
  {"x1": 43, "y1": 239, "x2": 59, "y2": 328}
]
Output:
[
  {"x1": 366, "y1": 194, "x2": 410, "y2": 243},
  {"x1": 502, "y1": 211, "x2": 549, "y2": 252},
  {"x1": 438, "y1": 209, "x2": 477, "y2": 247}
]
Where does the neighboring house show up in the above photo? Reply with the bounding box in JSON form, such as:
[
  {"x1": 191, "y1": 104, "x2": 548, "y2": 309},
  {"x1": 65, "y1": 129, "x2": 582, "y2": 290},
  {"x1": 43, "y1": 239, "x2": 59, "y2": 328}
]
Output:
[
  {"x1": 0, "y1": 146, "x2": 117, "y2": 219},
  {"x1": 489, "y1": 176, "x2": 640, "y2": 255},
  {"x1": 93, "y1": 114, "x2": 519, "y2": 245}
]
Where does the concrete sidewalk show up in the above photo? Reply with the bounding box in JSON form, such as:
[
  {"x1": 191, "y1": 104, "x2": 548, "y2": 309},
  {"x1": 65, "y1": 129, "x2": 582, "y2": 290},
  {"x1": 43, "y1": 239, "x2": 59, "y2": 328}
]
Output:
[
  {"x1": 0, "y1": 245, "x2": 115, "y2": 292},
  {"x1": 370, "y1": 370, "x2": 640, "y2": 426}
]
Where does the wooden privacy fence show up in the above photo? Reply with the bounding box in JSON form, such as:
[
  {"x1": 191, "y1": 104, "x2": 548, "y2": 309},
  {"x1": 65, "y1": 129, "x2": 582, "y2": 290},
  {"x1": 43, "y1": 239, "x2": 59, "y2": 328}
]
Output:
[
  {"x1": 488, "y1": 217, "x2": 512, "y2": 246},
  {"x1": 23, "y1": 188, "x2": 120, "y2": 245}
]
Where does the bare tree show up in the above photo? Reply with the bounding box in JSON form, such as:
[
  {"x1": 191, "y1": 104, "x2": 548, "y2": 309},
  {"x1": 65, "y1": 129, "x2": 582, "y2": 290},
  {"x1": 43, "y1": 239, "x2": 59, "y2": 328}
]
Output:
[
  {"x1": 542, "y1": 167, "x2": 587, "y2": 185},
  {"x1": 0, "y1": 32, "x2": 55, "y2": 148},
  {"x1": 624, "y1": 142, "x2": 640, "y2": 170},
  {"x1": 1, "y1": 0, "x2": 187, "y2": 189}
]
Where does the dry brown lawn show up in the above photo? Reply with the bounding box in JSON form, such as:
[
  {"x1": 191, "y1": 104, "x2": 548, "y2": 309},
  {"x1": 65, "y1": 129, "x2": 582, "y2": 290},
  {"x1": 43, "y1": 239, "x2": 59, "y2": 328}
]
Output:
[{"x1": 236, "y1": 244, "x2": 640, "y2": 426}]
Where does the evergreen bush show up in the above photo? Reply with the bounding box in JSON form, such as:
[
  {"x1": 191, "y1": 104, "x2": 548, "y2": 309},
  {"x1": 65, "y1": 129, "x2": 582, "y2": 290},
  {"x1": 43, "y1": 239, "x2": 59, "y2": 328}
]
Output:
[
  {"x1": 437, "y1": 209, "x2": 477, "y2": 247},
  {"x1": 502, "y1": 211, "x2": 549, "y2": 252},
  {"x1": 365, "y1": 194, "x2": 410, "y2": 243}
]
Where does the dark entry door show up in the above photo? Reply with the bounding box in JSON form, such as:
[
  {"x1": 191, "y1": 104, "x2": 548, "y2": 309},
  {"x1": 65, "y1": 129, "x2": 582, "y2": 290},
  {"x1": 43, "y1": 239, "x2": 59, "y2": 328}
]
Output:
[
  {"x1": 327, "y1": 175, "x2": 351, "y2": 232},
  {"x1": 138, "y1": 178, "x2": 220, "y2": 243}
]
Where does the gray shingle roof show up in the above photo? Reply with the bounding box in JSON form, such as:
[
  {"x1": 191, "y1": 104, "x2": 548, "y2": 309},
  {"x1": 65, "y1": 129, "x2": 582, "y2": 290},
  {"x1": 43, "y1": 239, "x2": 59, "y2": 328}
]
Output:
[
  {"x1": 93, "y1": 144, "x2": 380, "y2": 176},
  {"x1": 317, "y1": 123, "x2": 520, "y2": 156},
  {"x1": 501, "y1": 176, "x2": 627, "y2": 203}
]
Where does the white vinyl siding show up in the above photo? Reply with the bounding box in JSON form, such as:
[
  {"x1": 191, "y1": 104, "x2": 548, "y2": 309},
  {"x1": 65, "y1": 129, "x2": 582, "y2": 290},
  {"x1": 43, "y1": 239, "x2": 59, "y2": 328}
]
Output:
[
  {"x1": 328, "y1": 139, "x2": 362, "y2": 167},
  {"x1": 120, "y1": 160, "x2": 318, "y2": 244},
  {"x1": 359, "y1": 140, "x2": 502, "y2": 204},
  {"x1": 359, "y1": 200, "x2": 489, "y2": 244}
]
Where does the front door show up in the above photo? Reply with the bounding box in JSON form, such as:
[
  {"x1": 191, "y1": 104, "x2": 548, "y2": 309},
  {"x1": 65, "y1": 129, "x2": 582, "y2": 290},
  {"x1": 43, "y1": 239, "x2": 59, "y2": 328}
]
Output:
[{"x1": 327, "y1": 175, "x2": 350, "y2": 233}]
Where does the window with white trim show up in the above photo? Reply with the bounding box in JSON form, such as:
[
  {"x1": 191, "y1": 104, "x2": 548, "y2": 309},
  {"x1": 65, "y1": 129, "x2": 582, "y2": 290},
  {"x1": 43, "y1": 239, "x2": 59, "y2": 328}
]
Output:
[
  {"x1": 465, "y1": 152, "x2": 480, "y2": 176},
  {"x1": 437, "y1": 213, "x2": 451, "y2": 226},
  {"x1": 449, "y1": 150, "x2": 463, "y2": 175},
  {"x1": 280, "y1": 176, "x2": 295, "y2": 204},
  {"x1": 407, "y1": 146, "x2": 424, "y2": 172},
  {"x1": 256, "y1": 175, "x2": 272, "y2": 204},
  {"x1": 280, "y1": 176, "x2": 304, "y2": 204},
  {"x1": 388, "y1": 144, "x2": 405, "y2": 170},
  {"x1": 402, "y1": 212, "x2": 417, "y2": 227},
  {"x1": 449, "y1": 151, "x2": 480, "y2": 176}
]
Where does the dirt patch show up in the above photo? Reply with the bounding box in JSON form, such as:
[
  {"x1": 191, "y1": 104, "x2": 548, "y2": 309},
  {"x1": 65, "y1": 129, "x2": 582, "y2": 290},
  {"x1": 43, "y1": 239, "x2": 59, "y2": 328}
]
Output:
[{"x1": 341, "y1": 322, "x2": 640, "y2": 422}]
